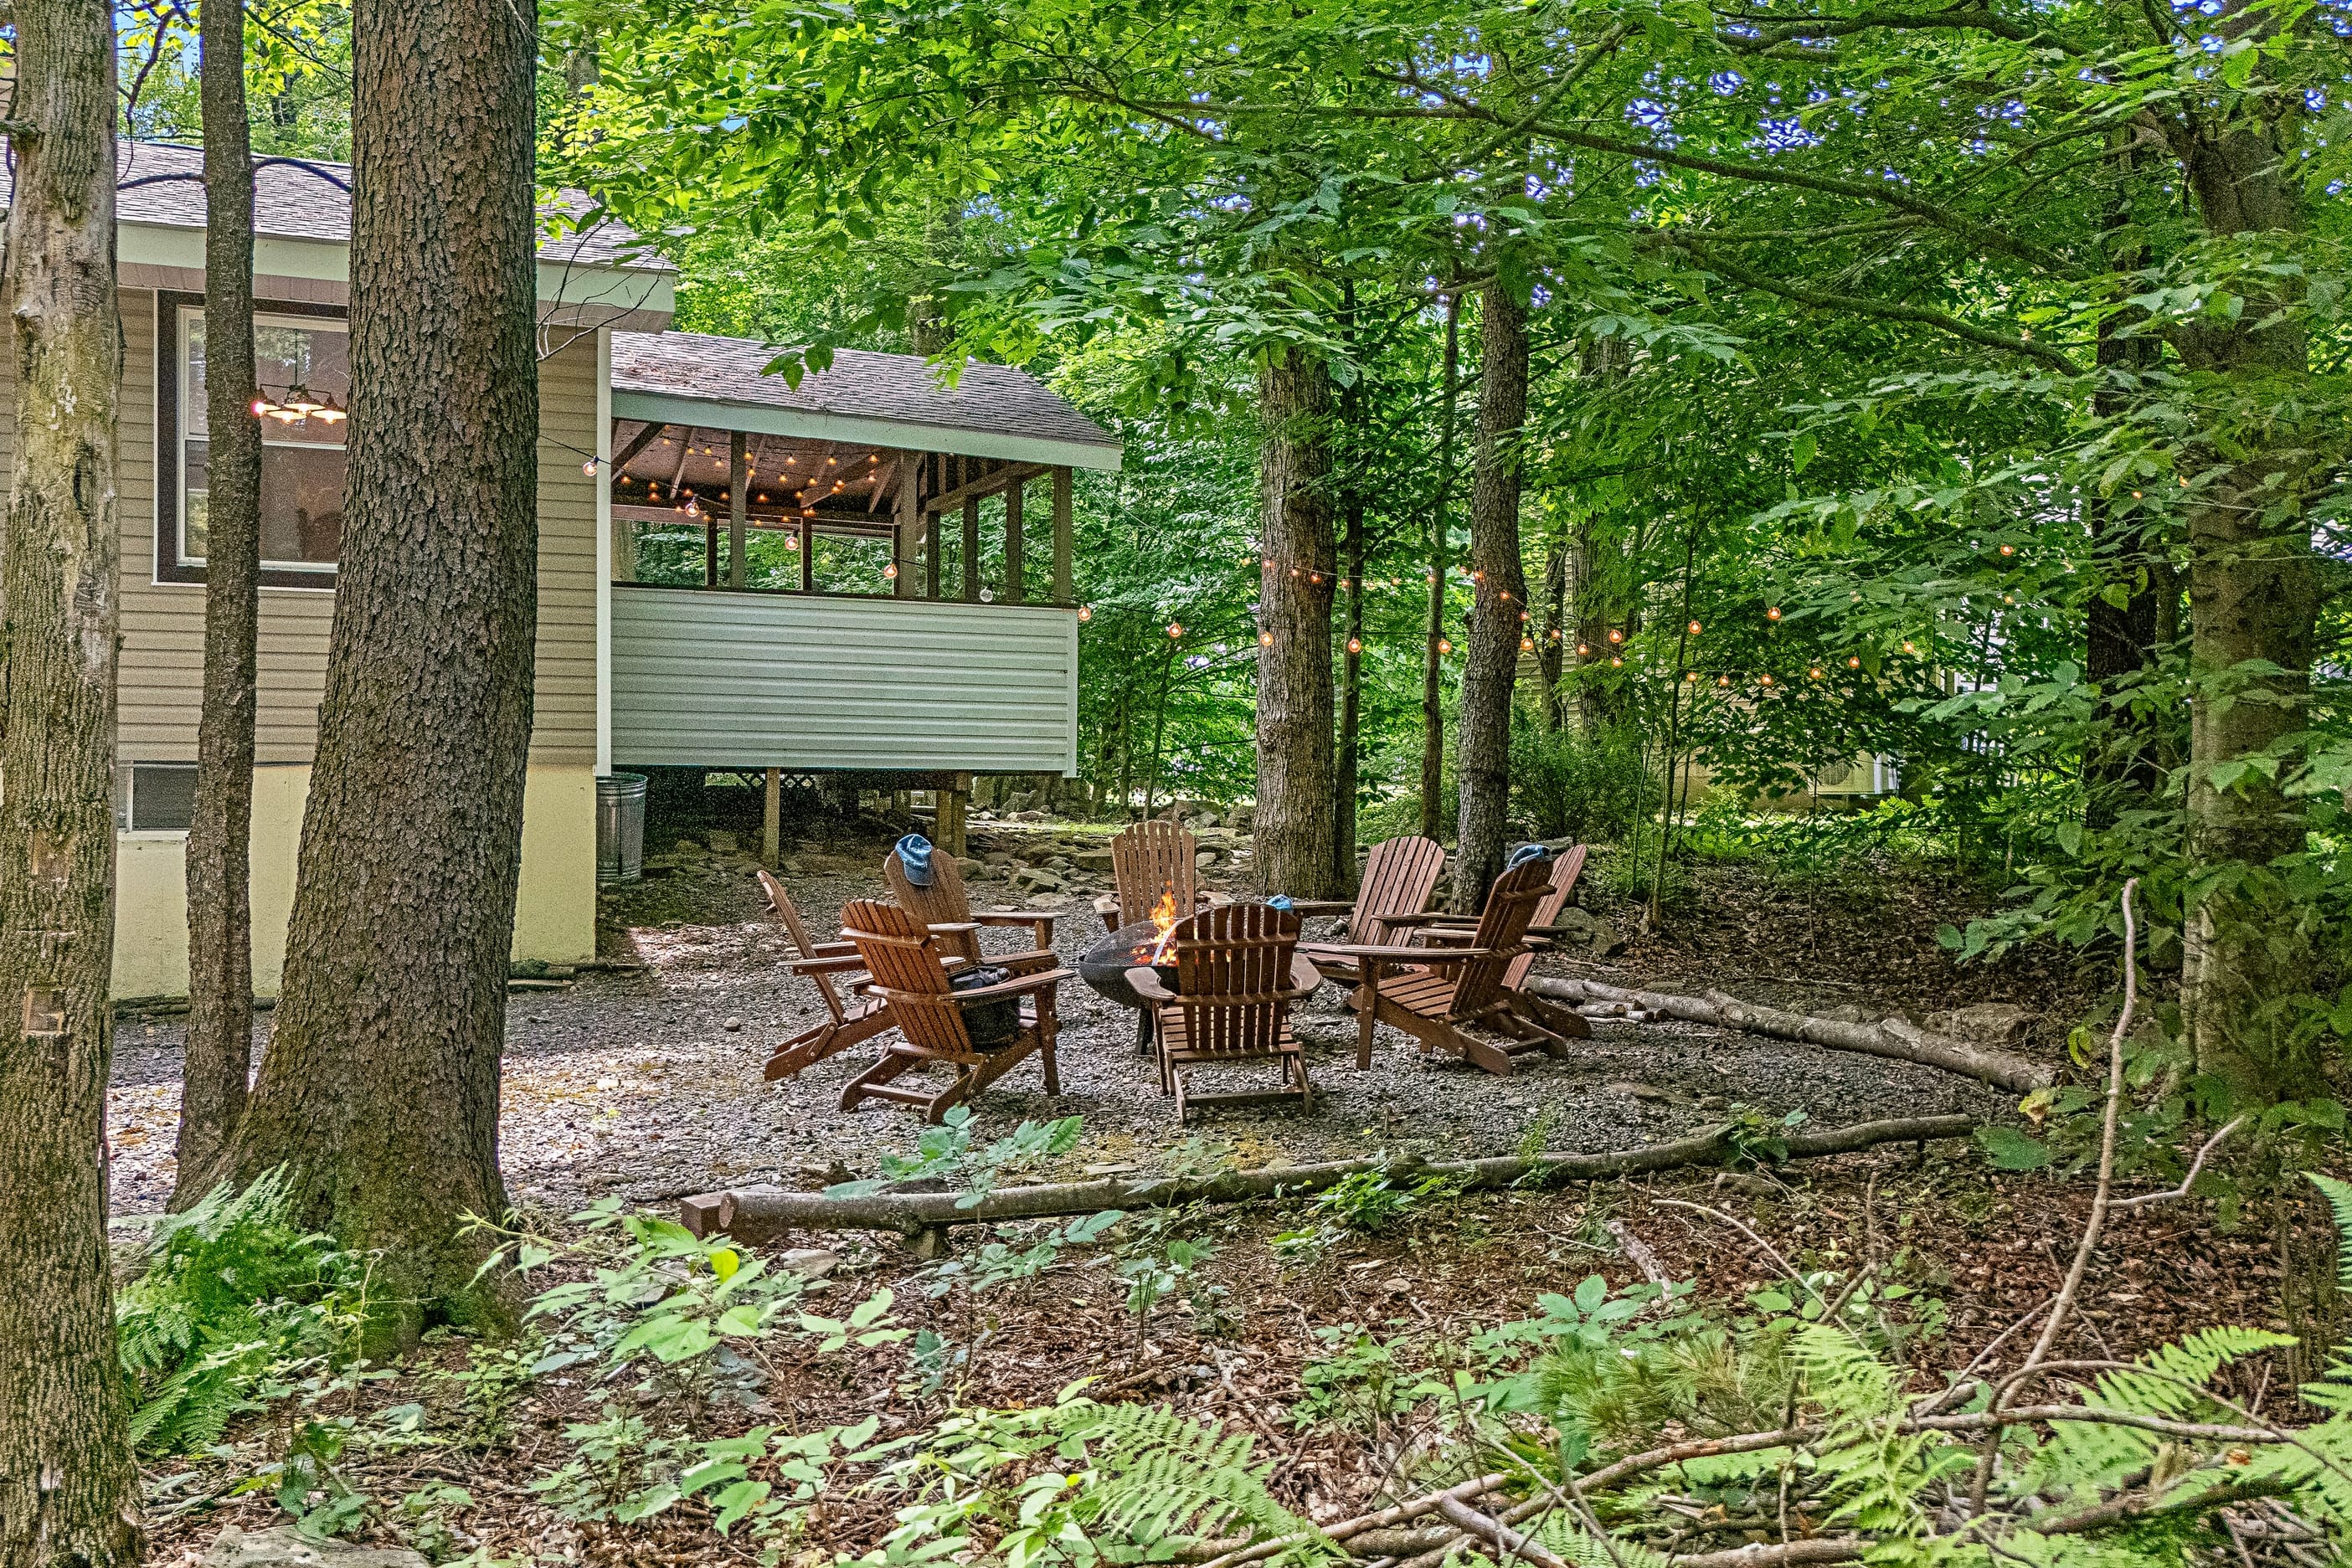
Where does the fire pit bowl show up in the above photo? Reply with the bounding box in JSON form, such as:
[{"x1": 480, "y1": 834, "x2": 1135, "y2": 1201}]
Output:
[{"x1": 1078, "y1": 920, "x2": 1186, "y2": 1050}]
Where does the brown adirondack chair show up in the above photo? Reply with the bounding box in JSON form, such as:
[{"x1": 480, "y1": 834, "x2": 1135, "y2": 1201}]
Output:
[
  {"x1": 883, "y1": 846, "x2": 1058, "y2": 965},
  {"x1": 1313, "y1": 857, "x2": 1572, "y2": 1075},
  {"x1": 1295, "y1": 835, "x2": 1448, "y2": 971},
  {"x1": 757, "y1": 870, "x2": 896, "y2": 1081},
  {"x1": 1094, "y1": 819, "x2": 1217, "y2": 934},
  {"x1": 1398, "y1": 846, "x2": 1594, "y2": 1039},
  {"x1": 1128, "y1": 902, "x2": 1320, "y2": 1123},
  {"x1": 836, "y1": 899, "x2": 1071, "y2": 1123}
]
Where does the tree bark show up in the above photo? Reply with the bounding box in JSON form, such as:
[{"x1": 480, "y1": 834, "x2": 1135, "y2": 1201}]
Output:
[
  {"x1": 1333, "y1": 285, "x2": 1366, "y2": 891},
  {"x1": 2167, "y1": 118, "x2": 2320, "y2": 1101},
  {"x1": 1452, "y1": 285, "x2": 1531, "y2": 912},
  {"x1": 175, "y1": 0, "x2": 264, "y2": 1210},
  {"x1": 224, "y1": 0, "x2": 539, "y2": 1338},
  {"x1": 0, "y1": 3, "x2": 145, "y2": 1562},
  {"x1": 1253, "y1": 343, "x2": 1339, "y2": 897},
  {"x1": 1418, "y1": 294, "x2": 1462, "y2": 841}
]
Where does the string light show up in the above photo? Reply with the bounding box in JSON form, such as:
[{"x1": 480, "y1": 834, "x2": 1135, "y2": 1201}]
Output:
[
  {"x1": 1902, "y1": 640, "x2": 1917, "y2": 654},
  {"x1": 1684, "y1": 671, "x2": 1698, "y2": 682},
  {"x1": 1521, "y1": 636, "x2": 1535, "y2": 652},
  {"x1": 1610, "y1": 655, "x2": 1624, "y2": 667},
  {"x1": 1258, "y1": 630, "x2": 1274, "y2": 646},
  {"x1": 1548, "y1": 629, "x2": 1562, "y2": 641},
  {"x1": 1168, "y1": 622, "x2": 1184, "y2": 640},
  {"x1": 1607, "y1": 629, "x2": 1624, "y2": 644},
  {"x1": 1998, "y1": 543, "x2": 2015, "y2": 557},
  {"x1": 1577, "y1": 642, "x2": 1590, "y2": 656},
  {"x1": 883, "y1": 562, "x2": 899, "y2": 579},
  {"x1": 1078, "y1": 605, "x2": 1094, "y2": 622},
  {"x1": 1438, "y1": 638, "x2": 1453, "y2": 655},
  {"x1": 1688, "y1": 620, "x2": 1702, "y2": 635},
  {"x1": 1347, "y1": 637, "x2": 1361, "y2": 654},
  {"x1": 1759, "y1": 673, "x2": 1775, "y2": 686},
  {"x1": 1716, "y1": 674, "x2": 1731, "y2": 686},
  {"x1": 1767, "y1": 606, "x2": 1782, "y2": 620},
  {"x1": 1847, "y1": 655, "x2": 1861, "y2": 669},
  {"x1": 583, "y1": 458, "x2": 600, "y2": 476},
  {"x1": 1809, "y1": 666, "x2": 1824, "y2": 680}
]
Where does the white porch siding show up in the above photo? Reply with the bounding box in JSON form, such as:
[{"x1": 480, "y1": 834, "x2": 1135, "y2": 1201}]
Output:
[{"x1": 610, "y1": 585, "x2": 1078, "y2": 774}]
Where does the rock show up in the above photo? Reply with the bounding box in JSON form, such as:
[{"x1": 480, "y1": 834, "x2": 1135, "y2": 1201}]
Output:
[
  {"x1": 673, "y1": 838, "x2": 707, "y2": 856},
  {"x1": 779, "y1": 1247, "x2": 841, "y2": 1279},
  {"x1": 1713, "y1": 1170, "x2": 1783, "y2": 1199},
  {"x1": 1925, "y1": 1002, "x2": 2037, "y2": 1045},
  {"x1": 721, "y1": 1017, "x2": 743, "y2": 1032},
  {"x1": 1549, "y1": 906, "x2": 1623, "y2": 954},
  {"x1": 1073, "y1": 849, "x2": 1115, "y2": 871},
  {"x1": 1014, "y1": 810, "x2": 1047, "y2": 822},
  {"x1": 1195, "y1": 851, "x2": 1217, "y2": 870},
  {"x1": 707, "y1": 830, "x2": 739, "y2": 853},
  {"x1": 985, "y1": 851, "x2": 1016, "y2": 866},
  {"x1": 204, "y1": 1527, "x2": 427, "y2": 1568},
  {"x1": 1047, "y1": 856, "x2": 1073, "y2": 871},
  {"x1": 1084, "y1": 1162, "x2": 1140, "y2": 1176},
  {"x1": 1011, "y1": 867, "x2": 1066, "y2": 893},
  {"x1": 954, "y1": 856, "x2": 985, "y2": 877},
  {"x1": 967, "y1": 863, "x2": 1004, "y2": 882}
]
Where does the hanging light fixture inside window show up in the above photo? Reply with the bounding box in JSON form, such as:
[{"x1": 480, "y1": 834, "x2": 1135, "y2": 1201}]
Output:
[{"x1": 311, "y1": 392, "x2": 346, "y2": 424}]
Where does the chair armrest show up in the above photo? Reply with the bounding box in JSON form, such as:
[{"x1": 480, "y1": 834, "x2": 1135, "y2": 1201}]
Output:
[
  {"x1": 1282, "y1": 899, "x2": 1358, "y2": 918},
  {"x1": 942, "y1": 967, "x2": 1076, "y2": 1005},
  {"x1": 806, "y1": 939, "x2": 860, "y2": 957},
  {"x1": 1126, "y1": 966, "x2": 1177, "y2": 1003},
  {"x1": 1387, "y1": 911, "x2": 1475, "y2": 928},
  {"x1": 1305, "y1": 943, "x2": 1489, "y2": 963},
  {"x1": 923, "y1": 920, "x2": 983, "y2": 935},
  {"x1": 788, "y1": 954, "x2": 869, "y2": 976},
  {"x1": 997, "y1": 949, "x2": 1061, "y2": 973},
  {"x1": 1416, "y1": 928, "x2": 1477, "y2": 946},
  {"x1": 975, "y1": 909, "x2": 1060, "y2": 928}
]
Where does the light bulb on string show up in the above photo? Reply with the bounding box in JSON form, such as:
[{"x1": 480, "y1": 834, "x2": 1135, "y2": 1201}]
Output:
[
  {"x1": 1846, "y1": 655, "x2": 1861, "y2": 669},
  {"x1": 1998, "y1": 542, "x2": 2015, "y2": 557},
  {"x1": 1760, "y1": 673, "x2": 1775, "y2": 686},
  {"x1": 1608, "y1": 628, "x2": 1624, "y2": 644},
  {"x1": 1521, "y1": 636, "x2": 1535, "y2": 652},
  {"x1": 1688, "y1": 620, "x2": 1702, "y2": 635},
  {"x1": 1902, "y1": 640, "x2": 1917, "y2": 655},
  {"x1": 1684, "y1": 671, "x2": 1698, "y2": 683},
  {"x1": 1809, "y1": 666, "x2": 1824, "y2": 680},
  {"x1": 1610, "y1": 655, "x2": 1624, "y2": 667},
  {"x1": 1078, "y1": 605, "x2": 1094, "y2": 622},
  {"x1": 1438, "y1": 638, "x2": 1453, "y2": 655},
  {"x1": 979, "y1": 588, "x2": 995, "y2": 603},
  {"x1": 582, "y1": 458, "x2": 599, "y2": 476},
  {"x1": 1767, "y1": 606, "x2": 1782, "y2": 621},
  {"x1": 1716, "y1": 674, "x2": 1731, "y2": 686},
  {"x1": 1519, "y1": 610, "x2": 1530, "y2": 623},
  {"x1": 1577, "y1": 642, "x2": 1590, "y2": 656},
  {"x1": 1548, "y1": 628, "x2": 1562, "y2": 641},
  {"x1": 1168, "y1": 622, "x2": 1184, "y2": 640},
  {"x1": 883, "y1": 562, "x2": 899, "y2": 579},
  {"x1": 1347, "y1": 637, "x2": 1361, "y2": 654},
  {"x1": 1259, "y1": 630, "x2": 1274, "y2": 646}
]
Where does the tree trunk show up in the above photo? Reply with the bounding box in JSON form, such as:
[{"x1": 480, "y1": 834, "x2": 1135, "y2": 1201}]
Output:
[
  {"x1": 1253, "y1": 344, "x2": 1340, "y2": 898},
  {"x1": 1334, "y1": 284, "x2": 1366, "y2": 891},
  {"x1": 1453, "y1": 285, "x2": 1531, "y2": 913},
  {"x1": 1418, "y1": 294, "x2": 1462, "y2": 841},
  {"x1": 175, "y1": 0, "x2": 264, "y2": 1210},
  {"x1": 0, "y1": 4, "x2": 145, "y2": 1563},
  {"x1": 223, "y1": 0, "x2": 540, "y2": 1339},
  {"x1": 2168, "y1": 121, "x2": 2320, "y2": 1103},
  {"x1": 1569, "y1": 337, "x2": 1631, "y2": 738}
]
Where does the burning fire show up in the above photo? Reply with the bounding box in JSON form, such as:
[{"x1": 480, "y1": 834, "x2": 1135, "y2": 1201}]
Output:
[{"x1": 1145, "y1": 889, "x2": 1181, "y2": 964}]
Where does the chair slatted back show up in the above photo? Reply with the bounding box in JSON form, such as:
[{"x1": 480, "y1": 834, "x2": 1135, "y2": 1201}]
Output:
[
  {"x1": 1352, "y1": 835, "x2": 1446, "y2": 946},
  {"x1": 883, "y1": 851, "x2": 980, "y2": 962},
  {"x1": 1506, "y1": 845, "x2": 1588, "y2": 990},
  {"x1": 759, "y1": 870, "x2": 853, "y2": 1027},
  {"x1": 840, "y1": 899, "x2": 975, "y2": 1059},
  {"x1": 1109, "y1": 820, "x2": 1201, "y2": 931},
  {"x1": 1167, "y1": 902, "x2": 1303, "y2": 1060},
  {"x1": 1446, "y1": 858, "x2": 1556, "y2": 1020}
]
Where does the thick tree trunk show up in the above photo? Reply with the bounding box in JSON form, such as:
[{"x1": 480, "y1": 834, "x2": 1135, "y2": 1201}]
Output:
[
  {"x1": 175, "y1": 0, "x2": 264, "y2": 1210},
  {"x1": 1336, "y1": 478, "x2": 1366, "y2": 891},
  {"x1": 1418, "y1": 294, "x2": 1462, "y2": 841},
  {"x1": 2168, "y1": 123, "x2": 2320, "y2": 1102},
  {"x1": 1453, "y1": 285, "x2": 1531, "y2": 913},
  {"x1": 0, "y1": 5, "x2": 145, "y2": 1563},
  {"x1": 1254, "y1": 344, "x2": 1339, "y2": 897},
  {"x1": 224, "y1": 0, "x2": 539, "y2": 1337}
]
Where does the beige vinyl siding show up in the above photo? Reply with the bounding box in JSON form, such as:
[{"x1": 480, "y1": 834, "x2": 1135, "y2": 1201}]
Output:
[
  {"x1": 28, "y1": 289, "x2": 603, "y2": 767},
  {"x1": 610, "y1": 584, "x2": 1079, "y2": 774}
]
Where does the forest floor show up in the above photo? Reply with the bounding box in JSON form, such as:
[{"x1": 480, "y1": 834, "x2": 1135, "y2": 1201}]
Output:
[{"x1": 114, "y1": 806, "x2": 2307, "y2": 1565}]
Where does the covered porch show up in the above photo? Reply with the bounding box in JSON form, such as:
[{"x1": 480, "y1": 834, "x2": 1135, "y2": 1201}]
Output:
[{"x1": 602, "y1": 330, "x2": 1122, "y2": 854}]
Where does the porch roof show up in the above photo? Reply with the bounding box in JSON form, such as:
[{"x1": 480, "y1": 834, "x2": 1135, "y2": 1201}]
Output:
[{"x1": 610, "y1": 331, "x2": 1123, "y2": 472}]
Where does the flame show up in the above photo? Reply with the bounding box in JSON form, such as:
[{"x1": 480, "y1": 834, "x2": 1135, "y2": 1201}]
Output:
[{"x1": 1146, "y1": 889, "x2": 1181, "y2": 964}]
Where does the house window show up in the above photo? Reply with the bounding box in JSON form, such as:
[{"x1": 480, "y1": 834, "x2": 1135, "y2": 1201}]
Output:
[
  {"x1": 120, "y1": 763, "x2": 198, "y2": 832},
  {"x1": 158, "y1": 293, "x2": 350, "y2": 586}
]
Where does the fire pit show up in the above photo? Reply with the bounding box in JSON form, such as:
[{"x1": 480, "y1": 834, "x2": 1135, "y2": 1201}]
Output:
[{"x1": 1078, "y1": 918, "x2": 1183, "y2": 1051}]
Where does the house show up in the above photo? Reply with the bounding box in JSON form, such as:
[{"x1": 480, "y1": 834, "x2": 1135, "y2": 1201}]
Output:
[{"x1": 0, "y1": 141, "x2": 1116, "y2": 1000}]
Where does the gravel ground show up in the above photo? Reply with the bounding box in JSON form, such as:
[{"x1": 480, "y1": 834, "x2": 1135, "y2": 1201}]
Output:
[{"x1": 107, "y1": 819, "x2": 2037, "y2": 1219}]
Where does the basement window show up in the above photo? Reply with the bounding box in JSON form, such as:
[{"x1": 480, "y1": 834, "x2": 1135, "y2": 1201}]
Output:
[{"x1": 121, "y1": 763, "x2": 198, "y2": 833}]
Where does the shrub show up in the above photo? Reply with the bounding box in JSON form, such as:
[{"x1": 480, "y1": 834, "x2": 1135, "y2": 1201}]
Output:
[{"x1": 1511, "y1": 722, "x2": 1656, "y2": 846}]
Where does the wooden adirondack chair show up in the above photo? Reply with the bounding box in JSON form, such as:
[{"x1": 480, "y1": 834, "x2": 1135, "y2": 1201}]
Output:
[
  {"x1": 1295, "y1": 835, "x2": 1448, "y2": 970},
  {"x1": 836, "y1": 899, "x2": 1071, "y2": 1123},
  {"x1": 1128, "y1": 902, "x2": 1320, "y2": 1123},
  {"x1": 1094, "y1": 819, "x2": 1216, "y2": 934},
  {"x1": 883, "y1": 847, "x2": 1058, "y2": 965},
  {"x1": 1313, "y1": 857, "x2": 1572, "y2": 1075},
  {"x1": 757, "y1": 870, "x2": 897, "y2": 1081},
  {"x1": 1397, "y1": 847, "x2": 1594, "y2": 1040}
]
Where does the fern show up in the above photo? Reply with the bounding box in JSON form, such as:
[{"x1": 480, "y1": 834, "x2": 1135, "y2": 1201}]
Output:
[
  {"x1": 1054, "y1": 1401, "x2": 1325, "y2": 1556},
  {"x1": 114, "y1": 1169, "x2": 368, "y2": 1455}
]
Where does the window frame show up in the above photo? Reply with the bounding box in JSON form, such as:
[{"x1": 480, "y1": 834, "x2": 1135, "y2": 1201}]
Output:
[{"x1": 154, "y1": 289, "x2": 353, "y2": 589}]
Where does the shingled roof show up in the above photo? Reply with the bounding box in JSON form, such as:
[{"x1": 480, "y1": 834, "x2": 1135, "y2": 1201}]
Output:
[
  {"x1": 2, "y1": 141, "x2": 662, "y2": 270},
  {"x1": 612, "y1": 330, "x2": 1120, "y2": 461}
]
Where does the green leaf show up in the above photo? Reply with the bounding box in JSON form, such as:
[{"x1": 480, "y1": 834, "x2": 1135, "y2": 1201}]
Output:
[
  {"x1": 1977, "y1": 1126, "x2": 2054, "y2": 1171},
  {"x1": 1791, "y1": 430, "x2": 1817, "y2": 473}
]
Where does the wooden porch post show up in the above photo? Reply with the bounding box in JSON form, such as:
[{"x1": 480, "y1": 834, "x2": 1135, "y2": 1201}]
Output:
[
  {"x1": 799, "y1": 517, "x2": 814, "y2": 591},
  {"x1": 1004, "y1": 479, "x2": 1025, "y2": 604},
  {"x1": 728, "y1": 431, "x2": 749, "y2": 589},
  {"x1": 1051, "y1": 465, "x2": 1073, "y2": 603},
  {"x1": 763, "y1": 767, "x2": 781, "y2": 867},
  {"x1": 925, "y1": 508, "x2": 942, "y2": 599},
  {"x1": 961, "y1": 496, "x2": 981, "y2": 600},
  {"x1": 937, "y1": 772, "x2": 972, "y2": 857},
  {"x1": 703, "y1": 511, "x2": 718, "y2": 588},
  {"x1": 895, "y1": 452, "x2": 919, "y2": 598}
]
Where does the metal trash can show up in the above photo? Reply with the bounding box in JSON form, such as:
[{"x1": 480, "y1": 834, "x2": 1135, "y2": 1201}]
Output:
[{"x1": 596, "y1": 772, "x2": 647, "y2": 887}]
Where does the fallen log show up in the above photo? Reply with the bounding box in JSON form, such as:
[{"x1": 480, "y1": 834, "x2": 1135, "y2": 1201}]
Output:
[
  {"x1": 680, "y1": 1113, "x2": 1974, "y2": 1243},
  {"x1": 1524, "y1": 977, "x2": 2051, "y2": 1093}
]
